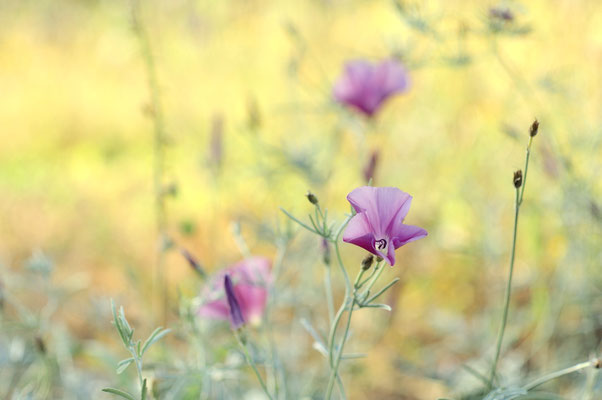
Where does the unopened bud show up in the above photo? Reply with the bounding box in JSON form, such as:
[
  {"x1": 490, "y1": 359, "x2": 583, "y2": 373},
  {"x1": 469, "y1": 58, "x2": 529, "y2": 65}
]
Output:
[
  {"x1": 513, "y1": 170, "x2": 523, "y2": 188},
  {"x1": 529, "y1": 119, "x2": 539, "y2": 137},
  {"x1": 376, "y1": 256, "x2": 383, "y2": 263},
  {"x1": 362, "y1": 254, "x2": 374, "y2": 271},
  {"x1": 180, "y1": 248, "x2": 206, "y2": 279},
  {"x1": 306, "y1": 191, "x2": 318, "y2": 205}
]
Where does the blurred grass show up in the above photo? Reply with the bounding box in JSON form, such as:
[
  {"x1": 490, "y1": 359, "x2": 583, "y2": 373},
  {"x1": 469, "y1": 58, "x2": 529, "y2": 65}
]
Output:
[{"x1": 0, "y1": 0, "x2": 601, "y2": 398}]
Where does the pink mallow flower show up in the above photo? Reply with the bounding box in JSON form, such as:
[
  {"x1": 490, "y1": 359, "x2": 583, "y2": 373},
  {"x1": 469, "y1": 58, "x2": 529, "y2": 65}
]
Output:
[
  {"x1": 333, "y1": 59, "x2": 409, "y2": 117},
  {"x1": 343, "y1": 186, "x2": 427, "y2": 266},
  {"x1": 198, "y1": 257, "x2": 272, "y2": 328}
]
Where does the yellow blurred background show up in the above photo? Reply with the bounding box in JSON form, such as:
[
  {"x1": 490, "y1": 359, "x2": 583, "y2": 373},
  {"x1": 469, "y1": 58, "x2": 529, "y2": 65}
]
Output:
[{"x1": 1, "y1": 0, "x2": 601, "y2": 398}]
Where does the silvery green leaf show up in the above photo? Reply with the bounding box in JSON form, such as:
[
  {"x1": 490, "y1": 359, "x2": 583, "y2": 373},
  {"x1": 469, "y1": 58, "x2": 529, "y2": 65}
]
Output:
[
  {"x1": 116, "y1": 357, "x2": 134, "y2": 374},
  {"x1": 102, "y1": 388, "x2": 136, "y2": 400},
  {"x1": 141, "y1": 327, "x2": 170, "y2": 356}
]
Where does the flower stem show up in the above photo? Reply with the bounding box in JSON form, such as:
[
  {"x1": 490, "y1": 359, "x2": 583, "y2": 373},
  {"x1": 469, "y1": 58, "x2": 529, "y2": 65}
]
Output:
[
  {"x1": 236, "y1": 333, "x2": 274, "y2": 400},
  {"x1": 324, "y1": 265, "x2": 335, "y2": 323},
  {"x1": 325, "y1": 298, "x2": 356, "y2": 400},
  {"x1": 488, "y1": 133, "x2": 536, "y2": 389},
  {"x1": 519, "y1": 137, "x2": 533, "y2": 205},
  {"x1": 522, "y1": 359, "x2": 598, "y2": 391},
  {"x1": 488, "y1": 187, "x2": 520, "y2": 389}
]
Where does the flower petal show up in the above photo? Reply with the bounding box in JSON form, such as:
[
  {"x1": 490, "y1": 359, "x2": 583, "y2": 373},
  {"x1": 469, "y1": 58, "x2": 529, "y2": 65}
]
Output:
[
  {"x1": 347, "y1": 186, "x2": 412, "y2": 236},
  {"x1": 230, "y1": 257, "x2": 272, "y2": 286},
  {"x1": 391, "y1": 224, "x2": 428, "y2": 249},
  {"x1": 343, "y1": 212, "x2": 376, "y2": 254},
  {"x1": 375, "y1": 60, "x2": 409, "y2": 99},
  {"x1": 234, "y1": 283, "x2": 268, "y2": 325},
  {"x1": 198, "y1": 298, "x2": 229, "y2": 320}
]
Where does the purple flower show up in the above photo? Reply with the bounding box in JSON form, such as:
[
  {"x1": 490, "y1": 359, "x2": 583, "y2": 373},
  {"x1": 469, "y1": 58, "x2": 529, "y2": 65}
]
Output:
[
  {"x1": 198, "y1": 257, "x2": 272, "y2": 328},
  {"x1": 333, "y1": 59, "x2": 410, "y2": 117},
  {"x1": 342, "y1": 186, "x2": 427, "y2": 266}
]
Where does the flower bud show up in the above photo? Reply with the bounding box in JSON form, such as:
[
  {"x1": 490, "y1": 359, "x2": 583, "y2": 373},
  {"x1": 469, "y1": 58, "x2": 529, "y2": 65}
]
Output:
[
  {"x1": 306, "y1": 191, "x2": 319, "y2": 205},
  {"x1": 376, "y1": 256, "x2": 383, "y2": 263},
  {"x1": 513, "y1": 170, "x2": 523, "y2": 188},
  {"x1": 529, "y1": 119, "x2": 539, "y2": 137},
  {"x1": 224, "y1": 275, "x2": 246, "y2": 330},
  {"x1": 362, "y1": 254, "x2": 374, "y2": 271},
  {"x1": 180, "y1": 248, "x2": 206, "y2": 279}
]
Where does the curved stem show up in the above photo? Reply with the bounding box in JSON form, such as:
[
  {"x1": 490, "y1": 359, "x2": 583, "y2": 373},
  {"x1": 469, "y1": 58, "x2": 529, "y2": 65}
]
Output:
[{"x1": 488, "y1": 188, "x2": 520, "y2": 389}]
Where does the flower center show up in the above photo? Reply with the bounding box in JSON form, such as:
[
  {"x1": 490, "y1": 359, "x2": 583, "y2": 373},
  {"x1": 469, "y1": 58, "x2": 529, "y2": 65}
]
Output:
[{"x1": 375, "y1": 238, "x2": 387, "y2": 250}]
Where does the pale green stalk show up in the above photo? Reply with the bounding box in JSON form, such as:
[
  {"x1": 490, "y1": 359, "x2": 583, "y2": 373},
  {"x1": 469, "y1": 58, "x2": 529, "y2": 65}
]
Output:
[{"x1": 488, "y1": 136, "x2": 535, "y2": 389}]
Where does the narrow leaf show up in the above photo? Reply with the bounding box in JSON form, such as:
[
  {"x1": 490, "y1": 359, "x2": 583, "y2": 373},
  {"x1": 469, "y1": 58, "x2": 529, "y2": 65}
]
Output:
[
  {"x1": 116, "y1": 357, "x2": 134, "y2": 374},
  {"x1": 102, "y1": 388, "x2": 136, "y2": 400},
  {"x1": 360, "y1": 303, "x2": 392, "y2": 311},
  {"x1": 141, "y1": 328, "x2": 171, "y2": 355}
]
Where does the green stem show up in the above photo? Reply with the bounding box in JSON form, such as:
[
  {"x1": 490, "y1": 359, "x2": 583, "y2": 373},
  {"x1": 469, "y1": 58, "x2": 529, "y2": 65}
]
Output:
[
  {"x1": 237, "y1": 334, "x2": 274, "y2": 400},
  {"x1": 519, "y1": 138, "x2": 533, "y2": 205},
  {"x1": 324, "y1": 265, "x2": 335, "y2": 323},
  {"x1": 325, "y1": 298, "x2": 356, "y2": 400},
  {"x1": 364, "y1": 278, "x2": 399, "y2": 305},
  {"x1": 522, "y1": 359, "x2": 597, "y2": 391},
  {"x1": 361, "y1": 262, "x2": 386, "y2": 296},
  {"x1": 333, "y1": 217, "x2": 353, "y2": 294},
  {"x1": 488, "y1": 187, "x2": 520, "y2": 389},
  {"x1": 327, "y1": 302, "x2": 347, "y2": 366}
]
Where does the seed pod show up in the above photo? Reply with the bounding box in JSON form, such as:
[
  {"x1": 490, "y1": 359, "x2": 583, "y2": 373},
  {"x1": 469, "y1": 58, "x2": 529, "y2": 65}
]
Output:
[
  {"x1": 529, "y1": 120, "x2": 539, "y2": 137},
  {"x1": 513, "y1": 170, "x2": 523, "y2": 188},
  {"x1": 306, "y1": 192, "x2": 319, "y2": 205}
]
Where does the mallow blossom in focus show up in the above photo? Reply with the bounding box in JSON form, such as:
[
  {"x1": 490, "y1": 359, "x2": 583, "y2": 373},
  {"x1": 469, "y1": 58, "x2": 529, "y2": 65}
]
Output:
[
  {"x1": 333, "y1": 59, "x2": 410, "y2": 117},
  {"x1": 343, "y1": 186, "x2": 427, "y2": 266},
  {"x1": 198, "y1": 257, "x2": 272, "y2": 328}
]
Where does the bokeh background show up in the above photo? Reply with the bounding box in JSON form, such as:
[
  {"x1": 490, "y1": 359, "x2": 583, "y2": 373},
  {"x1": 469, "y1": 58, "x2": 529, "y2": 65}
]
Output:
[{"x1": 1, "y1": 0, "x2": 601, "y2": 398}]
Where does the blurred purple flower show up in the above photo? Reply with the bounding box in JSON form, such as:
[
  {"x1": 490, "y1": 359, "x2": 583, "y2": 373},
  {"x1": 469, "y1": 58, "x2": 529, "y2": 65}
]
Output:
[
  {"x1": 198, "y1": 257, "x2": 272, "y2": 328},
  {"x1": 343, "y1": 186, "x2": 427, "y2": 266},
  {"x1": 333, "y1": 59, "x2": 409, "y2": 117}
]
